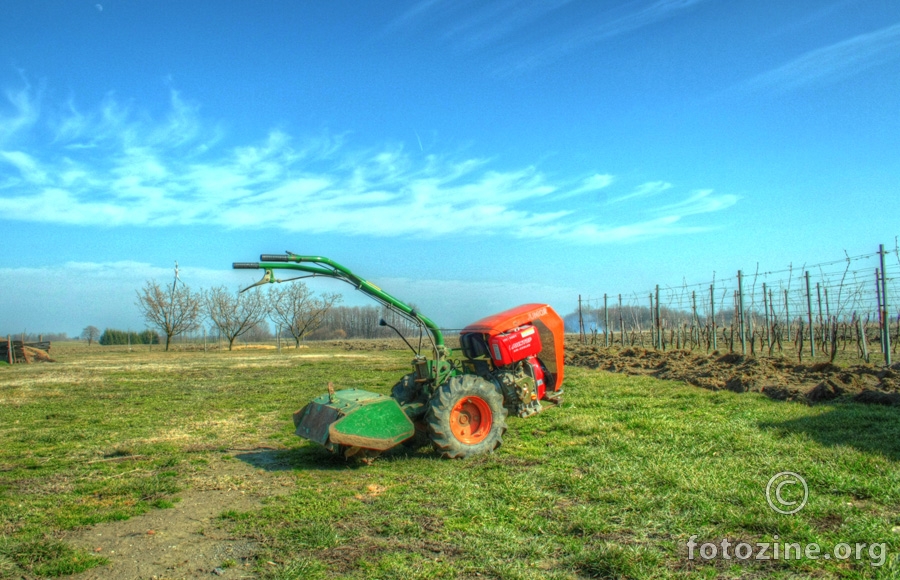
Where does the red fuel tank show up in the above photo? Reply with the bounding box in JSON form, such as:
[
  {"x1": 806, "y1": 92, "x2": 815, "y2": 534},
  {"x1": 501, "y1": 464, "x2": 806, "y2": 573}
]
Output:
[{"x1": 489, "y1": 324, "x2": 542, "y2": 367}]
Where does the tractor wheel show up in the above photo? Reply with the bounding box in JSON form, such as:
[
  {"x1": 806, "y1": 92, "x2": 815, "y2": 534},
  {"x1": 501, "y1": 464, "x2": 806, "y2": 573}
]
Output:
[
  {"x1": 390, "y1": 373, "x2": 420, "y2": 404},
  {"x1": 391, "y1": 373, "x2": 430, "y2": 449},
  {"x1": 426, "y1": 374, "x2": 507, "y2": 459}
]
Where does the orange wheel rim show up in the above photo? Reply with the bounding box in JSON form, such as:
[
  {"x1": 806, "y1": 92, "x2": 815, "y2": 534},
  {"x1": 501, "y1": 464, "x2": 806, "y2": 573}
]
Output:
[{"x1": 450, "y1": 396, "x2": 492, "y2": 444}]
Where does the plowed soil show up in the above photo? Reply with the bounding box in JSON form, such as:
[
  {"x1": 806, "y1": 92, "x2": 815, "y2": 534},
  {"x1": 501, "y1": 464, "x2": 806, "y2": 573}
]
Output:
[{"x1": 565, "y1": 343, "x2": 900, "y2": 406}]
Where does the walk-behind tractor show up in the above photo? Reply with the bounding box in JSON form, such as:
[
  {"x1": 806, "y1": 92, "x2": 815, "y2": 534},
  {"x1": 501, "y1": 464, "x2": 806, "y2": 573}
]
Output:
[{"x1": 233, "y1": 253, "x2": 565, "y2": 459}]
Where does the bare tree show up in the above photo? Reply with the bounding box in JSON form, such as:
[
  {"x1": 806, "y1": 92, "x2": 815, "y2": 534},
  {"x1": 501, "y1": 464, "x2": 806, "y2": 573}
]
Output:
[
  {"x1": 205, "y1": 286, "x2": 267, "y2": 351},
  {"x1": 80, "y1": 325, "x2": 100, "y2": 346},
  {"x1": 135, "y1": 280, "x2": 202, "y2": 351},
  {"x1": 268, "y1": 282, "x2": 341, "y2": 347}
]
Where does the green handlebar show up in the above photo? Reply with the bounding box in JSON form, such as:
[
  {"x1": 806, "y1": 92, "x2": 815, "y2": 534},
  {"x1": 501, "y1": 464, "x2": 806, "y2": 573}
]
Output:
[{"x1": 234, "y1": 253, "x2": 444, "y2": 348}]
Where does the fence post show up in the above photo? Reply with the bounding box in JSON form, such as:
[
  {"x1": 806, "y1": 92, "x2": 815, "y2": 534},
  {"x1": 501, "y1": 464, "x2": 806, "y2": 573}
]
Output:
[
  {"x1": 655, "y1": 285, "x2": 662, "y2": 351},
  {"x1": 816, "y1": 282, "x2": 824, "y2": 351},
  {"x1": 710, "y1": 284, "x2": 717, "y2": 351},
  {"x1": 770, "y1": 288, "x2": 777, "y2": 352},
  {"x1": 6, "y1": 335, "x2": 12, "y2": 365},
  {"x1": 618, "y1": 294, "x2": 625, "y2": 347},
  {"x1": 763, "y1": 282, "x2": 770, "y2": 350},
  {"x1": 737, "y1": 271, "x2": 746, "y2": 355},
  {"x1": 859, "y1": 316, "x2": 869, "y2": 362},
  {"x1": 691, "y1": 290, "x2": 698, "y2": 349},
  {"x1": 578, "y1": 295, "x2": 585, "y2": 344},
  {"x1": 880, "y1": 244, "x2": 892, "y2": 366},
  {"x1": 875, "y1": 268, "x2": 883, "y2": 349},
  {"x1": 805, "y1": 271, "x2": 815, "y2": 358},
  {"x1": 784, "y1": 289, "x2": 791, "y2": 340},
  {"x1": 604, "y1": 294, "x2": 609, "y2": 347}
]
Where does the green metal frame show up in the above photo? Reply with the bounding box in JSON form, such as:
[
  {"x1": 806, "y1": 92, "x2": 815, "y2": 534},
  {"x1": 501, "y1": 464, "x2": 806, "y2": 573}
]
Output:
[{"x1": 234, "y1": 253, "x2": 452, "y2": 385}]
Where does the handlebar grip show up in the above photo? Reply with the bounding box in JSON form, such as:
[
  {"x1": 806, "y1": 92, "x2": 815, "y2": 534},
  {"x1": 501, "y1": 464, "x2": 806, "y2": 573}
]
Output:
[
  {"x1": 260, "y1": 254, "x2": 290, "y2": 262},
  {"x1": 232, "y1": 262, "x2": 260, "y2": 269}
]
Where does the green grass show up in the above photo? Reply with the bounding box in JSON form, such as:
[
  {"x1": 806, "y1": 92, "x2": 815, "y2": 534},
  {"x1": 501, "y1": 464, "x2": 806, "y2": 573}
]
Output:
[{"x1": 1, "y1": 342, "x2": 899, "y2": 578}]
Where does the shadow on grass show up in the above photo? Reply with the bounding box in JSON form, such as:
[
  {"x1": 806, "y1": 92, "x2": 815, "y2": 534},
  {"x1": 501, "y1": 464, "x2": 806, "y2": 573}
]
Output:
[
  {"x1": 233, "y1": 443, "x2": 433, "y2": 472},
  {"x1": 759, "y1": 402, "x2": 900, "y2": 461}
]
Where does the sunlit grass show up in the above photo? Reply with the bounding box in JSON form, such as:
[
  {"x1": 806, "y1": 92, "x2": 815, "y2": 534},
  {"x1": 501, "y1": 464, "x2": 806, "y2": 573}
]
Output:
[{"x1": 1, "y1": 341, "x2": 899, "y2": 578}]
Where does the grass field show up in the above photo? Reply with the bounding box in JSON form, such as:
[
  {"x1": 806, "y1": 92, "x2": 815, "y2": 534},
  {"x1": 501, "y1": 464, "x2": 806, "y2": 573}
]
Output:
[{"x1": 1, "y1": 342, "x2": 899, "y2": 579}]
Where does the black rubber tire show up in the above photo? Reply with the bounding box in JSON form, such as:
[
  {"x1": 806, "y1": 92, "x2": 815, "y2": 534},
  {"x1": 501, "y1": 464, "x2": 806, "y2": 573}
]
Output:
[
  {"x1": 426, "y1": 374, "x2": 507, "y2": 459},
  {"x1": 389, "y1": 373, "x2": 430, "y2": 449},
  {"x1": 390, "y1": 373, "x2": 420, "y2": 404}
]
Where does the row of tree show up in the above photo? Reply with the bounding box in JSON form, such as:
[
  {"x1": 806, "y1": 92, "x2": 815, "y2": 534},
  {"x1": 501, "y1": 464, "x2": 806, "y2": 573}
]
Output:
[
  {"x1": 72, "y1": 265, "x2": 436, "y2": 352},
  {"x1": 98, "y1": 328, "x2": 161, "y2": 345},
  {"x1": 132, "y1": 277, "x2": 342, "y2": 351}
]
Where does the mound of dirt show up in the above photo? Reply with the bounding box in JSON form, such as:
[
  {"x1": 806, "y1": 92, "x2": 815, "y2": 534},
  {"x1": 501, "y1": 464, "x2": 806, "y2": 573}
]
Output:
[{"x1": 565, "y1": 342, "x2": 900, "y2": 406}]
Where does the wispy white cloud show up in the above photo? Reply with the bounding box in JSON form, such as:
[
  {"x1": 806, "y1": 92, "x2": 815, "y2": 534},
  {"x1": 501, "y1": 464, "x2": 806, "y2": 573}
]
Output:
[
  {"x1": 654, "y1": 188, "x2": 739, "y2": 216},
  {"x1": 608, "y1": 180, "x2": 672, "y2": 203},
  {"x1": 386, "y1": 0, "x2": 711, "y2": 74},
  {"x1": 0, "y1": 86, "x2": 737, "y2": 244},
  {"x1": 441, "y1": 0, "x2": 577, "y2": 52},
  {"x1": 0, "y1": 84, "x2": 39, "y2": 144},
  {"x1": 551, "y1": 173, "x2": 614, "y2": 201},
  {"x1": 499, "y1": 0, "x2": 711, "y2": 74},
  {"x1": 742, "y1": 21, "x2": 900, "y2": 92},
  {"x1": 552, "y1": 215, "x2": 707, "y2": 244}
]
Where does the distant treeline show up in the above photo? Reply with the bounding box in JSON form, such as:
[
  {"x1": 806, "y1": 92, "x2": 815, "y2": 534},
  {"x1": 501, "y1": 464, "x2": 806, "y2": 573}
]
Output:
[
  {"x1": 0, "y1": 332, "x2": 71, "y2": 342},
  {"x1": 99, "y1": 329, "x2": 161, "y2": 345},
  {"x1": 306, "y1": 305, "x2": 425, "y2": 340}
]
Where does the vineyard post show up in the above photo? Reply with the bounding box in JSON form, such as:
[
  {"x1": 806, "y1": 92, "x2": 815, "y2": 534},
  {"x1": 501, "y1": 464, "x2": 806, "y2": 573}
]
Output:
[
  {"x1": 655, "y1": 285, "x2": 662, "y2": 350},
  {"x1": 691, "y1": 290, "x2": 698, "y2": 349},
  {"x1": 6, "y1": 335, "x2": 12, "y2": 365},
  {"x1": 747, "y1": 289, "x2": 754, "y2": 355},
  {"x1": 784, "y1": 289, "x2": 791, "y2": 341},
  {"x1": 649, "y1": 292, "x2": 656, "y2": 348},
  {"x1": 824, "y1": 286, "x2": 831, "y2": 352},
  {"x1": 880, "y1": 244, "x2": 892, "y2": 365},
  {"x1": 618, "y1": 294, "x2": 625, "y2": 347},
  {"x1": 805, "y1": 271, "x2": 815, "y2": 358},
  {"x1": 875, "y1": 269, "x2": 883, "y2": 347},
  {"x1": 769, "y1": 288, "x2": 777, "y2": 353},
  {"x1": 816, "y1": 282, "x2": 824, "y2": 351},
  {"x1": 763, "y1": 282, "x2": 770, "y2": 349},
  {"x1": 710, "y1": 284, "x2": 717, "y2": 351},
  {"x1": 737, "y1": 270, "x2": 746, "y2": 355},
  {"x1": 578, "y1": 295, "x2": 585, "y2": 344},
  {"x1": 858, "y1": 316, "x2": 869, "y2": 362},
  {"x1": 604, "y1": 294, "x2": 609, "y2": 347}
]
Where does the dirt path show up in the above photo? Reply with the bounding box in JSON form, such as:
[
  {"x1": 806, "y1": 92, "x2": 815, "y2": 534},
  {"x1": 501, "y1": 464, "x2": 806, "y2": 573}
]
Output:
[{"x1": 63, "y1": 449, "x2": 293, "y2": 580}]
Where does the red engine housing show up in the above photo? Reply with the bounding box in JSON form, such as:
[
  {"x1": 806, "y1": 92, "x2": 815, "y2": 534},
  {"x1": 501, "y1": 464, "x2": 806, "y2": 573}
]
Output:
[
  {"x1": 488, "y1": 324, "x2": 542, "y2": 367},
  {"x1": 460, "y1": 303, "x2": 565, "y2": 395}
]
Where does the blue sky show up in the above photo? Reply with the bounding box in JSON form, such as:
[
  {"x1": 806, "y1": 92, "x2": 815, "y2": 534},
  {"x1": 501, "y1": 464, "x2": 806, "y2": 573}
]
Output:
[{"x1": 1, "y1": 0, "x2": 899, "y2": 336}]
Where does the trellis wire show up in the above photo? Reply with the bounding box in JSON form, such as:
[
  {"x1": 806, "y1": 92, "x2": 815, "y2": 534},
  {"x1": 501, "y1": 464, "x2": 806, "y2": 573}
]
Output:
[{"x1": 576, "y1": 243, "x2": 900, "y2": 366}]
